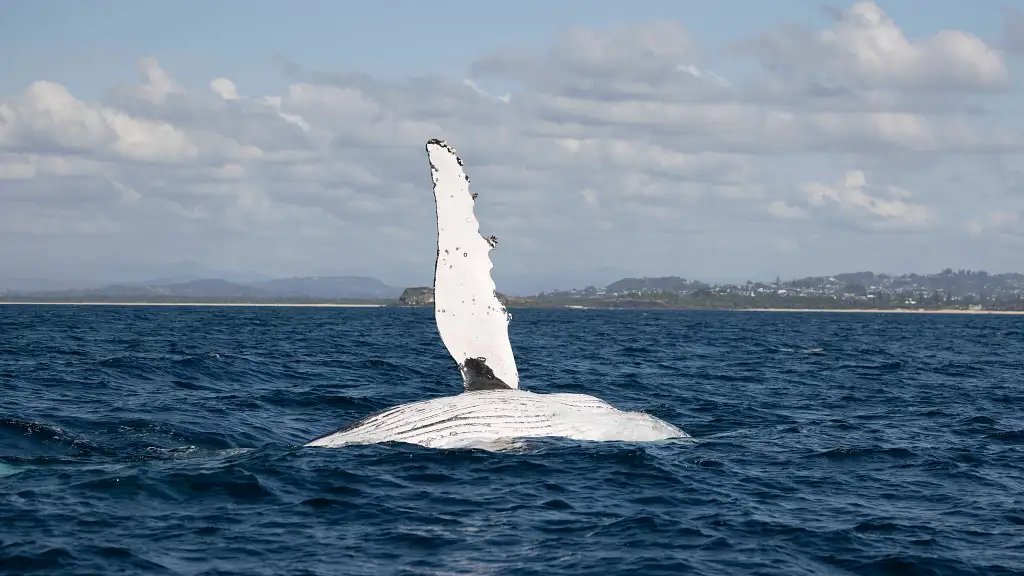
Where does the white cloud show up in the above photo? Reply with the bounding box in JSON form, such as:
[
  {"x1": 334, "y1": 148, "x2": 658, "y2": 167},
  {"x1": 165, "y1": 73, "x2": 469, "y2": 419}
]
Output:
[
  {"x1": 767, "y1": 201, "x2": 808, "y2": 219},
  {"x1": 0, "y1": 161, "x2": 36, "y2": 180},
  {"x1": 749, "y1": 1, "x2": 1010, "y2": 92},
  {"x1": 0, "y1": 3, "x2": 1021, "y2": 289},
  {"x1": 210, "y1": 78, "x2": 240, "y2": 101},
  {"x1": 462, "y1": 79, "x2": 511, "y2": 103},
  {"x1": 966, "y1": 210, "x2": 1020, "y2": 234},
  {"x1": 1, "y1": 80, "x2": 199, "y2": 163},
  {"x1": 136, "y1": 56, "x2": 184, "y2": 104},
  {"x1": 787, "y1": 169, "x2": 935, "y2": 230},
  {"x1": 109, "y1": 179, "x2": 142, "y2": 204}
]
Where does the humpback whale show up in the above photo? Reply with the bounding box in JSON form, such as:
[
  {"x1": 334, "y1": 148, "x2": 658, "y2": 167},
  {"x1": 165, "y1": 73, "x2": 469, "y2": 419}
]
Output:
[{"x1": 305, "y1": 139, "x2": 688, "y2": 449}]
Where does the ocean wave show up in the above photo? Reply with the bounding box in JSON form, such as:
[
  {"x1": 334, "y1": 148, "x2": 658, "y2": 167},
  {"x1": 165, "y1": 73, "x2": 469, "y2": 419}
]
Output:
[{"x1": 2, "y1": 306, "x2": 1022, "y2": 574}]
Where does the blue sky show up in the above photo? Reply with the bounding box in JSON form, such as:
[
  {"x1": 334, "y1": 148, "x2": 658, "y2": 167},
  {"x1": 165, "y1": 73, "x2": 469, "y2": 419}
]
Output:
[
  {"x1": 1, "y1": 1, "x2": 1023, "y2": 291},
  {"x1": 2, "y1": 0, "x2": 1008, "y2": 96}
]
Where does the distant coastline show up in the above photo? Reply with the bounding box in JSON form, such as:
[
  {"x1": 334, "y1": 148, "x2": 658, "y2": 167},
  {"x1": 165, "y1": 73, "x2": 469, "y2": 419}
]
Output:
[
  {"x1": 0, "y1": 301, "x2": 386, "y2": 308},
  {"x1": 2, "y1": 301, "x2": 1022, "y2": 314},
  {"x1": 731, "y1": 308, "x2": 1024, "y2": 315},
  {"x1": 555, "y1": 305, "x2": 1024, "y2": 315},
  {"x1": 3, "y1": 269, "x2": 1023, "y2": 312}
]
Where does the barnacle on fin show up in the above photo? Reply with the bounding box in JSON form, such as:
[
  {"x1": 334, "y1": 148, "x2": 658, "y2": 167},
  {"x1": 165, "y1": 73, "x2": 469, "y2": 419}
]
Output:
[{"x1": 484, "y1": 234, "x2": 498, "y2": 248}]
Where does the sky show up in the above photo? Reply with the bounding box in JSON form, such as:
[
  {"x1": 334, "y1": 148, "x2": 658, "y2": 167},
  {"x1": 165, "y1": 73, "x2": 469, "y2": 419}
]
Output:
[{"x1": 2, "y1": 1, "x2": 1024, "y2": 294}]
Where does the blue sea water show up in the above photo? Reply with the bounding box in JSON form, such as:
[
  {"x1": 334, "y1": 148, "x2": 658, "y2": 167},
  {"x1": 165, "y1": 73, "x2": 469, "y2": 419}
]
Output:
[{"x1": 1, "y1": 305, "x2": 1023, "y2": 575}]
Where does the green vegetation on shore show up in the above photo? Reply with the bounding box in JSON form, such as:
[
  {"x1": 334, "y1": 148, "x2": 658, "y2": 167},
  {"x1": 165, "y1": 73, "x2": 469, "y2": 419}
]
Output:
[
  {"x1": 511, "y1": 269, "x2": 1024, "y2": 312},
  {"x1": 505, "y1": 292, "x2": 1024, "y2": 312},
  {"x1": 4, "y1": 269, "x2": 1023, "y2": 311}
]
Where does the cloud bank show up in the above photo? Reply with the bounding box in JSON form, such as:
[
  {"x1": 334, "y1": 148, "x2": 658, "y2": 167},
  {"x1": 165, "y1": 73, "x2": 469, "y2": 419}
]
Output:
[{"x1": 1, "y1": 2, "x2": 1021, "y2": 292}]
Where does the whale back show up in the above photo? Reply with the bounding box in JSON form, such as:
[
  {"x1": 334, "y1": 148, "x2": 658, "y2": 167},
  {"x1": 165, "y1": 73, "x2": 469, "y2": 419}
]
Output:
[{"x1": 426, "y1": 140, "x2": 520, "y2": 391}]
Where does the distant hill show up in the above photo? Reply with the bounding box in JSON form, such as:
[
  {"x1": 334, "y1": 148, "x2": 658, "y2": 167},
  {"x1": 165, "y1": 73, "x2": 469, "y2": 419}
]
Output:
[
  {"x1": 523, "y1": 269, "x2": 1024, "y2": 311},
  {"x1": 596, "y1": 270, "x2": 1024, "y2": 300},
  {"x1": 605, "y1": 276, "x2": 709, "y2": 294},
  {"x1": 258, "y1": 276, "x2": 402, "y2": 300},
  {"x1": 5, "y1": 269, "x2": 1022, "y2": 309},
  {"x1": 0, "y1": 277, "x2": 79, "y2": 293},
  {"x1": 1, "y1": 279, "x2": 271, "y2": 301},
  {"x1": 1, "y1": 275, "x2": 402, "y2": 302},
  {"x1": 782, "y1": 269, "x2": 1024, "y2": 299},
  {"x1": 0, "y1": 261, "x2": 273, "y2": 291},
  {"x1": 398, "y1": 287, "x2": 435, "y2": 306}
]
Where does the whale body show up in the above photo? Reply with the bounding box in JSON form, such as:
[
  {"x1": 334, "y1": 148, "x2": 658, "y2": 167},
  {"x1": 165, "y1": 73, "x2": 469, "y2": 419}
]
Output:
[
  {"x1": 306, "y1": 390, "x2": 686, "y2": 449},
  {"x1": 305, "y1": 139, "x2": 688, "y2": 450}
]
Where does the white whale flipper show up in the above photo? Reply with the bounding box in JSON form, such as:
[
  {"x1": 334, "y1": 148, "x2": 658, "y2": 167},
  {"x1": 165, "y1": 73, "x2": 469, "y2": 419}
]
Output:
[
  {"x1": 427, "y1": 139, "x2": 519, "y2": 391},
  {"x1": 304, "y1": 139, "x2": 688, "y2": 450}
]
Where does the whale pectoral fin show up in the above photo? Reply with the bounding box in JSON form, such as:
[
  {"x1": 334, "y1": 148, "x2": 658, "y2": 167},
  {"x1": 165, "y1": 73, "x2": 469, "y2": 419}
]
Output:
[
  {"x1": 461, "y1": 357, "x2": 513, "y2": 391},
  {"x1": 426, "y1": 139, "x2": 521, "y2": 391}
]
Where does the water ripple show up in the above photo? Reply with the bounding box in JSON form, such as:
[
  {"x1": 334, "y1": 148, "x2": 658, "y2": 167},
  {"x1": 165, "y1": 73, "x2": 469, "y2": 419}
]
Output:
[{"x1": 1, "y1": 306, "x2": 1022, "y2": 574}]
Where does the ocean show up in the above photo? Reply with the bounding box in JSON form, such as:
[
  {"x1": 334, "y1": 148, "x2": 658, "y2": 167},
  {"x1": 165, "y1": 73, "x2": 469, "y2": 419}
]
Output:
[{"x1": 1, "y1": 305, "x2": 1022, "y2": 575}]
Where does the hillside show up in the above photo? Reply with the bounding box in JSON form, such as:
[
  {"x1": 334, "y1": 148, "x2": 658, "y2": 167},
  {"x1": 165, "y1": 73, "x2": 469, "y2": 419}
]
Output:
[
  {"x1": 1, "y1": 276, "x2": 402, "y2": 303},
  {"x1": 4, "y1": 269, "x2": 1023, "y2": 311},
  {"x1": 258, "y1": 276, "x2": 402, "y2": 300},
  {"x1": 534, "y1": 269, "x2": 1024, "y2": 311}
]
